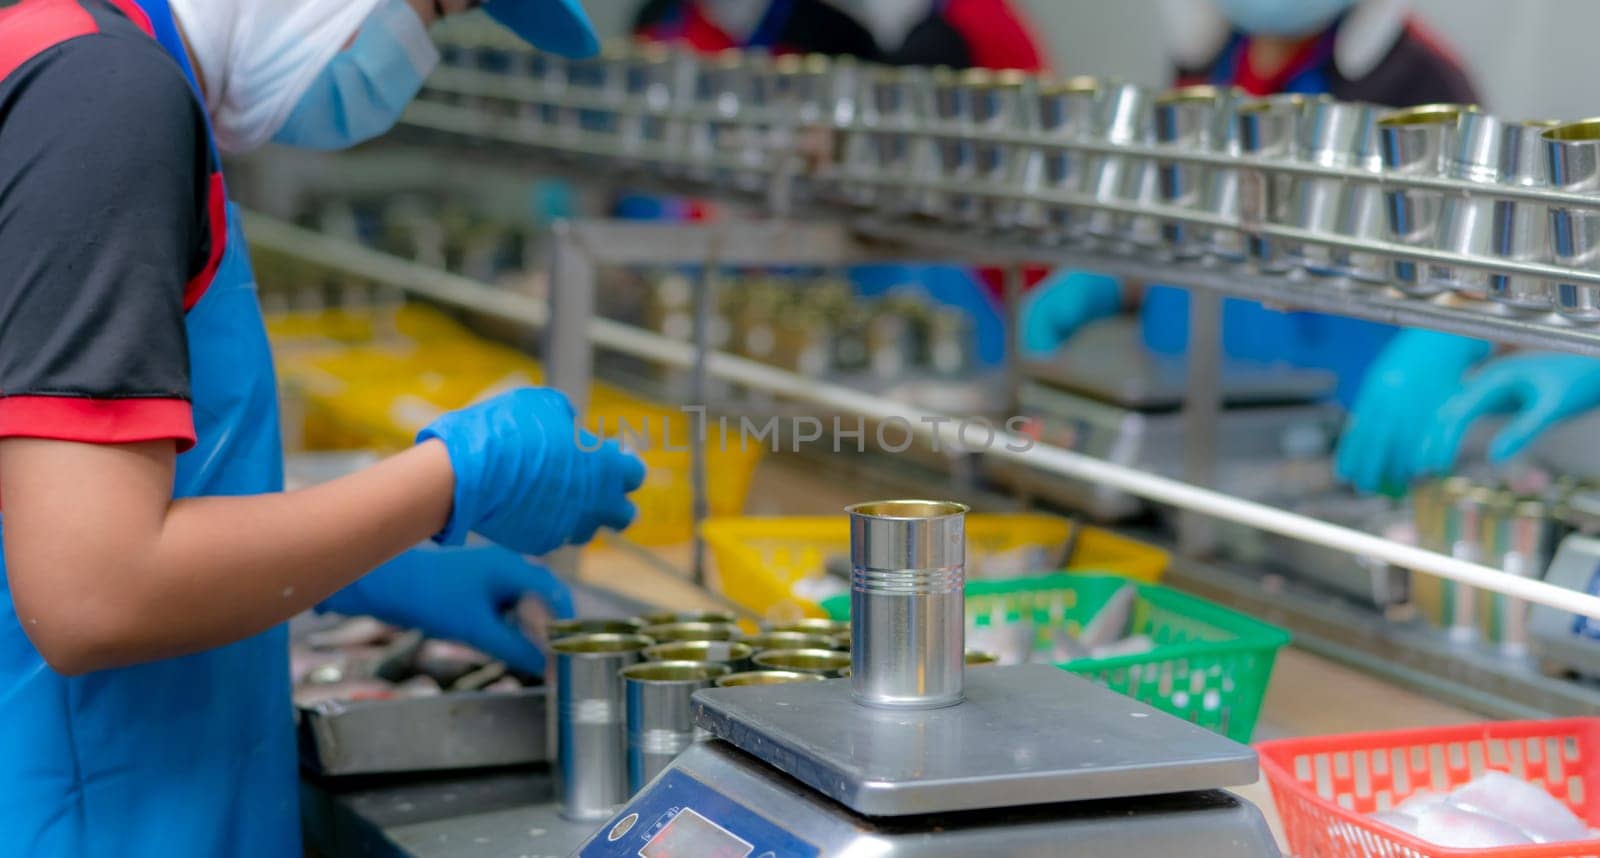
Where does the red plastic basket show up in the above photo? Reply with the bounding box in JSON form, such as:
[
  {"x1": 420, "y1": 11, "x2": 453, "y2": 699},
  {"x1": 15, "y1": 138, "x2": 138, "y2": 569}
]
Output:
[{"x1": 1258, "y1": 719, "x2": 1600, "y2": 857}]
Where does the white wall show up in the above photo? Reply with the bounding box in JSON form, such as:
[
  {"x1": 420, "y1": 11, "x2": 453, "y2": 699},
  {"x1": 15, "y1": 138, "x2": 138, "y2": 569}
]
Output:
[{"x1": 1014, "y1": 0, "x2": 1600, "y2": 121}]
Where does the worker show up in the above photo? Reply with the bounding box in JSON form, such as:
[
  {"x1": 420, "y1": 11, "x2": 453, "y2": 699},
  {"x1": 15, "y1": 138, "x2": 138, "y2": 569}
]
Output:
[
  {"x1": 1021, "y1": 0, "x2": 1492, "y2": 497},
  {"x1": 0, "y1": 0, "x2": 636, "y2": 855}
]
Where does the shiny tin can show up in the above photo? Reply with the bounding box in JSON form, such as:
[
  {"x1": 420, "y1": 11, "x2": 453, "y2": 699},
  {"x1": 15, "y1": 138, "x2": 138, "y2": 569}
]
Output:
[
  {"x1": 642, "y1": 640, "x2": 756, "y2": 673},
  {"x1": 1544, "y1": 118, "x2": 1600, "y2": 322},
  {"x1": 550, "y1": 633, "x2": 651, "y2": 820},
  {"x1": 716, "y1": 670, "x2": 827, "y2": 688},
  {"x1": 1377, "y1": 104, "x2": 1477, "y2": 293},
  {"x1": 751, "y1": 647, "x2": 853, "y2": 677},
  {"x1": 621, "y1": 661, "x2": 730, "y2": 793},
  {"x1": 1154, "y1": 86, "x2": 1241, "y2": 258},
  {"x1": 638, "y1": 621, "x2": 740, "y2": 643},
  {"x1": 848, "y1": 499, "x2": 969, "y2": 709},
  {"x1": 1235, "y1": 94, "x2": 1309, "y2": 271}
]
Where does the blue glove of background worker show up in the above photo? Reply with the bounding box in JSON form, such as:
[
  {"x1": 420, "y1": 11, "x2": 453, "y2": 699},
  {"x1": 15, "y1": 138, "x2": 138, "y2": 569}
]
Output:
[
  {"x1": 419, "y1": 387, "x2": 646, "y2": 555},
  {"x1": 321, "y1": 544, "x2": 572, "y2": 675},
  {"x1": 1020, "y1": 270, "x2": 1123, "y2": 354},
  {"x1": 1334, "y1": 329, "x2": 1493, "y2": 495},
  {"x1": 1410, "y1": 353, "x2": 1600, "y2": 475}
]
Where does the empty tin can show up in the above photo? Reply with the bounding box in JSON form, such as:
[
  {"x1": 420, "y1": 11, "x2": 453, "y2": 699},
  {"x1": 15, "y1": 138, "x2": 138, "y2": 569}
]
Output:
[
  {"x1": 638, "y1": 622, "x2": 739, "y2": 643},
  {"x1": 621, "y1": 661, "x2": 729, "y2": 793},
  {"x1": 972, "y1": 69, "x2": 1030, "y2": 227},
  {"x1": 1289, "y1": 99, "x2": 1384, "y2": 281},
  {"x1": 766, "y1": 618, "x2": 850, "y2": 637},
  {"x1": 1378, "y1": 104, "x2": 1477, "y2": 293},
  {"x1": 744, "y1": 631, "x2": 846, "y2": 653},
  {"x1": 848, "y1": 499, "x2": 968, "y2": 709},
  {"x1": 715, "y1": 670, "x2": 826, "y2": 687},
  {"x1": 1235, "y1": 94, "x2": 1309, "y2": 271},
  {"x1": 552, "y1": 617, "x2": 647, "y2": 637},
  {"x1": 639, "y1": 609, "x2": 739, "y2": 626},
  {"x1": 1154, "y1": 86, "x2": 1241, "y2": 258},
  {"x1": 643, "y1": 640, "x2": 756, "y2": 673},
  {"x1": 550, "y1": 633, "x2": 651, "y2": 821},
  {"x1": 1083, "y1": 83, "x2": 1155, "y2": 246},
  {"x1": 1430, "y1": 115, "x2": 1556, "y2": 307},
  {"x1": 1442, "y1": 484, "x2": 1497, "y2": 644},
  {"x1": 1544, "y1": 118, "x2": 1600, "y2": 322},
  {"x1": 751, "y1": 648, "x2": 853, "y2": 677},
  {"x1": 1034, "y1": 76, "x2": 1103, "y2": 241},
  {"x1": 929, "y1": 67, "x2": 981, "y2": 222}
]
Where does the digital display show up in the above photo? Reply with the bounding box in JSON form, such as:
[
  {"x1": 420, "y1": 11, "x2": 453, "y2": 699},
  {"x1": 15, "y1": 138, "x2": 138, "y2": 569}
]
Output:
[{"x1": 637, "y1": 808, "x2": 754, "y2": 858}]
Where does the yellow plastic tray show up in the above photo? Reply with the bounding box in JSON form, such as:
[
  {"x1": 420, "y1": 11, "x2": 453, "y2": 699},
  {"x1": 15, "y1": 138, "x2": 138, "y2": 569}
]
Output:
[{"x1": 703, "y1": 514, "x2": 1168, "y2": 621}]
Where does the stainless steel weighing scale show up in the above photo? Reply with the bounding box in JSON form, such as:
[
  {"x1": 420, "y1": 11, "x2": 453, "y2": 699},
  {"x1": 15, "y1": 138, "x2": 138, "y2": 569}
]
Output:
[
  {"x1": 1012, "y1": 318, "x2": 1341, "y2": 520},
  {"x1": 571, "y1": 665, "x2": 1280, "y2": 857}
]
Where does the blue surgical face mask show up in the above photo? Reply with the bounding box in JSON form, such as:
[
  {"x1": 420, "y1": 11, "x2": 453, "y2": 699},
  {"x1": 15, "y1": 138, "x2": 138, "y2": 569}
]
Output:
[
  {"x1": 272, "y1": 0, "x2": 441, "y2": 150},
  {"x1": 1210, "y1": 0, "x2": 1359, "y2": 36}
]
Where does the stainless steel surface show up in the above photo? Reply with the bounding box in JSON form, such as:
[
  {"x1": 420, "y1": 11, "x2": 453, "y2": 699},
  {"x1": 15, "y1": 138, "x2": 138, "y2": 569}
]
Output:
[
  {"x1": 849, "y1": 499, "x2": 968, "y2": 709},
  {"x1": 750, "y1": 647, "x2": 852, "y2": 677},
  {"x1": 1378, "y1": 104, "x2": 1473, "y2": 292},
  {"x1": 642, "y1": 640, "x2": 755, "y2": 673},
  {"x1": 1433, "y1": 115, "x2": 1556, "y2": 306},
  {"x1": 622, "y1": 661, "x2": 728, "y2": 793},
  {"x1": 1181, "y1": 289, "x2": 1223, "y2": 557},
  {"x1": 694, "y1": 664, "x2": 1262, "y2": 816},
  {"x1": 576, "y1": 740, "x2": 1279, "y2": 857},
  {"x1": 297, "y1": 689, "x2": 548, "y2": 777},
  {"x1": 1547, "y1": 119, "x2": 1600, "y2": 321},
  {"x1": 551, "y1": 633, "x2": 650, "y2": 821}
]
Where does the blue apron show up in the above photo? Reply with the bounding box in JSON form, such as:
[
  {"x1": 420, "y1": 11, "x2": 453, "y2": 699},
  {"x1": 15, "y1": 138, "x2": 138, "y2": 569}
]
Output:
[
  {"x1": 1139, "y1": 29, "x2": 1398, "y2": 406},
  {"x1": 0, "y1": 1, "x2": 295, "y2": 854}
]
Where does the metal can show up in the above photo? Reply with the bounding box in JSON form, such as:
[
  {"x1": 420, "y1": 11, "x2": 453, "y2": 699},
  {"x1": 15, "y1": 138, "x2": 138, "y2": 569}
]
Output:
[
  {"x1": 621, "y1": 661, "x2": 730, "y2": 793},
  {"x1": 742, "y1": 630, "x2": 838, "y2": 653},
  {"x1": 1083, "y1": 83, "x2": 1155, "y2": 246},
  {"x1": 549, "y1": 633, "x2": 651, "y2": 821},
  {"x1": 643, "y1": 640, "x2": 756, "y2": 673},
  {"x1": 1441, "y1": 484, "x2": 1498, "y2": 644},
  {"x1": 715, "y1": 670, "x2": 827, "y2": 688},
  {"x1": 551, "y1": 618, "x2": 646, "y2": 637},
  {"x1": 639, "y1": 609, "x2": 739, "y2": 626},
  {"x1": 765, "y1": 618, "x2": 850, "y2": 637},
  {"x1": 1235, "y1": 94, "x2": 1309, "y2": 271},
  {"x1": 1483, "y1": 496, "x2": 1562, "y2": 656},
  {"x1": 751, "y1": 648, "x2": 853, "y2": 677},
  {"x1": 1287, "y1": 99, "x2": 1384, "y2": 281},
  {"x1": 638, "y1": 622, "x2": 740, "y2": 643},
  {"x1": 1154, "y1": 86, "x2": 1241, "y2": 257},
  {"x1": 847, "y1": 499, "x2": 969, "y2": 709},
  {"x1": 1543, "y1": 118, "x2": 1600, "y2": 322},
  {"x1": 1377, "y1": 104, "x2": 1477, "y2": 293},
  {"x1": 1035, "y1": 76, "x2": 1103, "y2": 242}
]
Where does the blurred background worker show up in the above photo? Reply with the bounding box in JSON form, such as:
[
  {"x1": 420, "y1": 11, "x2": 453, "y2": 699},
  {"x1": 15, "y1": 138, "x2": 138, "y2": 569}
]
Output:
[
  {"x1": 626, "y1": 0, "x2": 1045, "y2": 369},
  {"x1": 1021, "y1": 0, "x2": 1510, "y2": 497},
  {"x1": 0, "y1": 0, "x2": 641, "y2": 854}
]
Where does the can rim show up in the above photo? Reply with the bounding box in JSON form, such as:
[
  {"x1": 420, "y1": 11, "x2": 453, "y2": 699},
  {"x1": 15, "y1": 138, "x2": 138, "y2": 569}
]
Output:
[
  {"x1": 845, "y1": 499, "x2": 970, "y2": 519},
  {"x1": 620, "y1": 660, "x2": 731, "y2": 682},
  {"x1": 716, "y1": 670, "x2": 827, "y2": 687},
  {"x1": 550, "y1": 633, "x2": 654, "y2": 655}
]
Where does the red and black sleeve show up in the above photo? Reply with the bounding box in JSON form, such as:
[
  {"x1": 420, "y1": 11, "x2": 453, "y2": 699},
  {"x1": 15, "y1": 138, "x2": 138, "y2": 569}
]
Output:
[{"x1": 0, "y1": 33, "x2": 206, "y2": 450}]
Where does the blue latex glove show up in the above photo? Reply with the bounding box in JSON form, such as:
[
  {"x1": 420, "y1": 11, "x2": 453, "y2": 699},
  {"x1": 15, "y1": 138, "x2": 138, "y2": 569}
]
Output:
[
  {"x1": 1020, "y1": 270, "x2": 1122, "y2": 355},
  {"x1": 321, "y1": 544, "x2": 573, "y2": 675},
  {"x1": 1413, "y1": 353, "x2": 1600, "y2": 474},
  {"x1": 419, "y1": 387, "x2": 646, "y2": 555},
  {"x1": 1334, "y1": 329, "x2": 1492, "y2": 495}
]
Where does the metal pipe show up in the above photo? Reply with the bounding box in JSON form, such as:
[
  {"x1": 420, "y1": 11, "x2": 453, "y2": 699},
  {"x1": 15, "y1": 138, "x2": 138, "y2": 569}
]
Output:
[{"x1": 240, "y1": 215, "x2": 1600, "y2": 620}]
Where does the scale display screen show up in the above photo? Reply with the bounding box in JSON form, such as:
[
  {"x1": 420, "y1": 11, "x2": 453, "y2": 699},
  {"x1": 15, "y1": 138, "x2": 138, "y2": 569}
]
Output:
[{"x1": 637, "y1": 808, "x2": 753, "y2": 858}]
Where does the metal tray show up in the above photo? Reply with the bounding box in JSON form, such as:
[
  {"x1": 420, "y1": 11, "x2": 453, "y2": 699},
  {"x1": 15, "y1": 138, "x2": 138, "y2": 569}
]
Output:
[{"x1": 298, "y1": 687, "x2": 548, "y2": 777}]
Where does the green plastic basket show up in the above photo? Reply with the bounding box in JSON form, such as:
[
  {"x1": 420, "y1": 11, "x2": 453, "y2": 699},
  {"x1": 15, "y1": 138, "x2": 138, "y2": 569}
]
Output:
[{"x1": 822, "y1": 573, "x2": 1291, "y2": 742}]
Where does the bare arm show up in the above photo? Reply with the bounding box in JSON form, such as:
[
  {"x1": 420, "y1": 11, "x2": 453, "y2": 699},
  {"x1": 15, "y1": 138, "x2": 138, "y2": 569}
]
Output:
[{"x1": 1, "y1": 438, "x2": 454, "y2": 674}]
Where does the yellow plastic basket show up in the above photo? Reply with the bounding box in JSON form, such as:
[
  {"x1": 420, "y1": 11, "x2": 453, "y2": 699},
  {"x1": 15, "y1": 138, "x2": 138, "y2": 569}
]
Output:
[
  {"x1": 270, "y1": 306, "x2": 764, "y2": 545},
  {"x1": 703, "y1": 514, "x2": 1168, "y2": 621}
]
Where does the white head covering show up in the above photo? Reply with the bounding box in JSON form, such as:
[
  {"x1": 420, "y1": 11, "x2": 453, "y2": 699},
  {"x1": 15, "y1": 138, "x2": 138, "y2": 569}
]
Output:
[
  {"x1": 170, "y1": 0, "x2": 388, "y2": 153},
  {"x1": 1160, "y1": 0, "x2": 1409, "y2": 81}
]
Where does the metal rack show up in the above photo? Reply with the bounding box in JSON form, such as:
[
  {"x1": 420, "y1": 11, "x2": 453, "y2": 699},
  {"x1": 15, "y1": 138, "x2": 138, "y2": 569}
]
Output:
[{"x1": 241, "y1": 38, "x2": 1600, "y2": 625}]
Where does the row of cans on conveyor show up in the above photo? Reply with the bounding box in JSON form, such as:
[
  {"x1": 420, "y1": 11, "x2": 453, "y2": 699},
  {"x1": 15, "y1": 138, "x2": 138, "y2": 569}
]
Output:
[{"x1": 420, "y1": 25, "x2": 1600, "y2": 325}]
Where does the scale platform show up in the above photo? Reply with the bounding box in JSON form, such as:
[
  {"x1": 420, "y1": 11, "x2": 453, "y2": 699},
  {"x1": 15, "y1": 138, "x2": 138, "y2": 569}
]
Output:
[{"x1": 572, "y1": 666, "x2": 1280, "y2": 857}]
